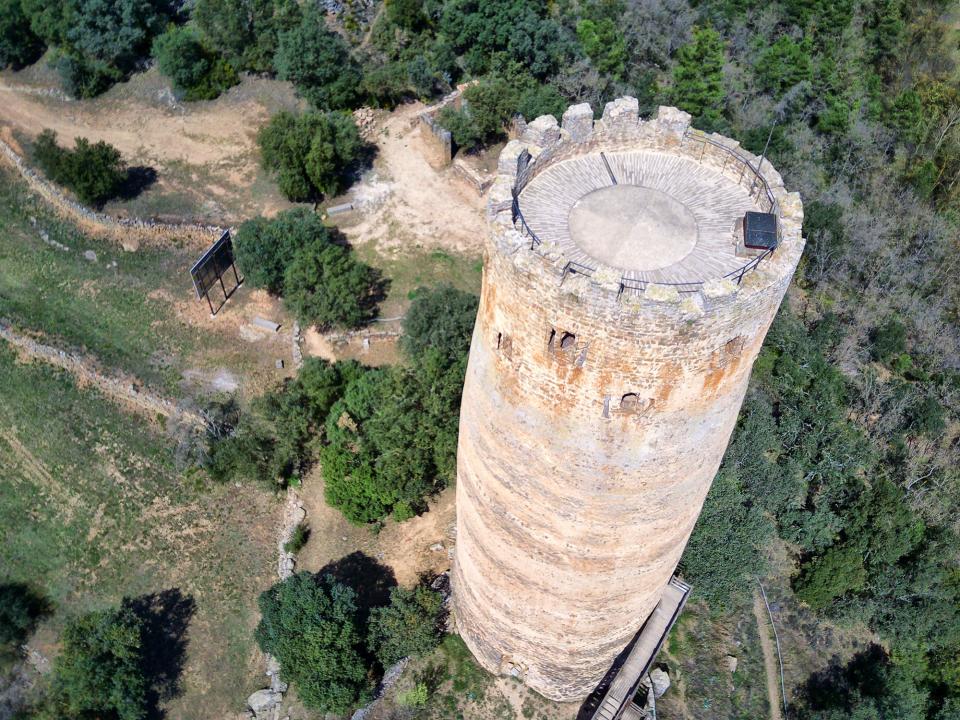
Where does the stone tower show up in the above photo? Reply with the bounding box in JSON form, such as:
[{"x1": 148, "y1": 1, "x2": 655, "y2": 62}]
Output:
[{"x1": 451, "y1": 99, "x2": 804, "y2": 701}]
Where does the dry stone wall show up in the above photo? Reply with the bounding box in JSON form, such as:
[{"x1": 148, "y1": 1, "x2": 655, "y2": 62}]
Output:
[
  {"x1": 451, "y1": 101, "x2": 804, "y2": 701},
  {"x1": 0, "y1": 137, "x2": 223, "y2": 251}
]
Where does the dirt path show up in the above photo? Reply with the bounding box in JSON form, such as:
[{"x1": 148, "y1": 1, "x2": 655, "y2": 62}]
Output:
[
  {"x1": 753, "y1": 587, "x2": 784, "y2": 720},
  {"x1": 344, "y1": 103, "x2": 487, "y2": 255}
]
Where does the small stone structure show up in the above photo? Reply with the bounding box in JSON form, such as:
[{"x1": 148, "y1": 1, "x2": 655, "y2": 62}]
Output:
[
  {"x1": 416, "y1": 83, "x2": 474, "y2": 168},
  {"x1": 451, "y1": 99, "x2": 804, "y2": 700}
]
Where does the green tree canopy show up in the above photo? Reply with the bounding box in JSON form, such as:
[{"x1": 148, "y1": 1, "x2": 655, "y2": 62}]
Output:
[
  {"x1": 671, "y1": 25, "x2": 725, "y2": 128},
  {"x1": 368, "y1": 585, "x2": 444, "y2": 667},
  {"x1": 151, "y1": 25, "x2": 238, "y2": 101},
  {"x1": 255, "y1": 572, "x2": 372, "y2": 714},
  {"x1": 400, "y1": 285, "x2": 478, "y2": 362},
  {"x1": 258, "y1": 110, "x2": 364, "y2": 202},
  {"x1": 0, "y1": 0, "x2": 45, "y2": 69},
  {"x1": 45, "y1": 607, "x2": 148, "y2": 720},
  {"x1": 274, "y1": 5, "x2": 363, "y2": 110},
  {"x1": 193, "y1": 0, "x2": 300, "y2": 73}
]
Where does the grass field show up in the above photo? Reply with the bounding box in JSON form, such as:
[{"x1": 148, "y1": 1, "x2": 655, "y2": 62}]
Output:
[{"x1": 0, "y1": 345, "x2": 279, "y2": 718}]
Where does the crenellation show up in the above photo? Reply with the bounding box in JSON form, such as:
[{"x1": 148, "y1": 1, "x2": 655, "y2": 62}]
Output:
[{"x1": 453, "y1": 104, "x2": 802, "y2": 698}]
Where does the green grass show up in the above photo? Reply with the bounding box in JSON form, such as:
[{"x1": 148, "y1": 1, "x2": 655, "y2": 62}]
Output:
[
  {"x1": 0, "y1": 346, "x2": 277, "y2": 718},
  {"x1": 352, "y1": 241, "x2": 482, "y2": 319},
  {"x1": 0, "y1": 165, "x2": 204, "y2": 391}
]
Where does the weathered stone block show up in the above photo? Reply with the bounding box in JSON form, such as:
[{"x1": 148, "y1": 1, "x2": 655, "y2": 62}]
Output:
[
  {"x1": 521, "y1": 114, "x2": 561, "y2": 148},
  {"x1": 561, "y1": 103, "x2": 594, "y2": 142},
  {"x1": 601, "y1": 96, "x2": 640, "y2": 128}
]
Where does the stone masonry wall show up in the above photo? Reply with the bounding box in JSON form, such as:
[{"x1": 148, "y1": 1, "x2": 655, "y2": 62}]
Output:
[
  {"x1": 0, "y1": 137, "x2": 223, "y2": 251},
  {"x1": 451, "y1": 100, "x2": 804, "y2": 701}
]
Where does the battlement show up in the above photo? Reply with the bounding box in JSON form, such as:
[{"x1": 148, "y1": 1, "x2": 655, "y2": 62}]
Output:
[{"x1": 485, "y1": 101, "x2": 803, "y2": 317}]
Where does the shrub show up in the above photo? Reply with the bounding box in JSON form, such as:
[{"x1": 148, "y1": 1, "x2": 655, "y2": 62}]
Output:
[
  {"x1": 282, "y1": 234, "x2": 382, "y2": 329},
  {"x1": 258, "y1": 110, "x2": 364, "y2": 201},
  {"x1": 397, "y1": 682, "x2": 429, "y2": 707},
  {"x1": 368, "y1": 585, "x2": 444, "y2": 667},
  {"x1": 194, "y1": 0, "x2": 300, "y2": 74},
  {"x1": 401, "y1": 285, "x2": 478, "y2": 362},
  {"x1": 33, "y1": 129, "x2": 127, "y2": 207},
  {"x1": 0, "y1": 0, "x2": 45, "y2": 69},
  {"x1": 152, "y1": 25, "x2": 238, "y2": 101},
  {"x1": 255, "y1": 572, "x2": 372, "y2": 713},
  {"x1": 793, "y1": 543, "x2": 867, "y2": 609},
  {"x1": 283, "y1": 522, "x2": 311, "y2": 554},
  {"x1": 234, "y1": 208, "x2": 324, "y2": 294},
  {"x1": 870, "y1": 317, "x2": 908, "y2": 362},
  {"x1": 0, "y1": 583, "x2": 48, "y2": 648},
  {"x1": 46, "y1": 607, "x2": 148, "y2": 720},
  {"x1": 274, "y1": 5, "x2": 362, "y2": 110}
]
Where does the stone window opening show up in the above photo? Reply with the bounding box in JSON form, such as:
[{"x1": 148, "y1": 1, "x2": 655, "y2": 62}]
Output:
[
  {"x1": 548, "y1": 329, "x2": 556, "y2": 349},
  {"x1": 497, "y1": 332, "x2": 502, "y2": 349},
  {"x1": 621, "y1": 393, "x2": 640, "y2": 410},
  {"x1": 560, "y1": 332, "x2": 577, "y2": 350}
]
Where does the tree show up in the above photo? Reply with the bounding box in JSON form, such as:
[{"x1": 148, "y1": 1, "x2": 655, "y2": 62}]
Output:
[
  {"x1": 576, "y1": 18, "x2": 627, "y2": 79},
  {"x1": 258, "y1": 111, "x2": 364, "y2": 201},
  {"x1": 368, "y1": 585, "x2": 444, "y2": 667},
  {"x1": 193, "y1": 0, "x2": 300, "y2": 73},
  {"x1": 274, "y1": 5, "x2": 362, "y2": 110},
  {"x1": 255, "y1": 572, "x2": 372, "y2": 714},
  {"x1": 33, "y1": 130, "x2": 127, "y2": 208},
  {"x1": 671, "y1": 25, "x2": 725, "y2": 128},
  {"x1": 282, "y1": 235, "x2": 382, "y2": 329},
  {"x1": 0, "y1": 0, "x2": 45, "y2": 69},
  {"x1": 234, "y1": 208, "x2": 323, "y2": 294},
  {"x1": 151, "y1": 26, "x2": 238, "y2": 101},
  {"x1": 400, "y1": 285, "x2": 478, "y2": 362},
  {"x1": 45, "y1": 607, "x2": 148, "y2": 720},
  {"x1": 756, "y1": 36, "x2": 812, "y2": 97}
]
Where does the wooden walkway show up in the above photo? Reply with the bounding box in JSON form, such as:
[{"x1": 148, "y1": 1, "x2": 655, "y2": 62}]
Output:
[{"x1": 581, "y1": 577, "x2": 691, "y2": 720}]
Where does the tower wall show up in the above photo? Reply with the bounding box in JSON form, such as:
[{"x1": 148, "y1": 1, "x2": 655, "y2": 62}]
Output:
[{"x1": 451, "y1": 103, "x2": 804, "y2": 701}]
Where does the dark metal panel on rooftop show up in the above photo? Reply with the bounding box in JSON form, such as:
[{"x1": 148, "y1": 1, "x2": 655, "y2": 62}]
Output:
[{"x1": 743, "y1": 211, "x2": 778, "y2": 250}]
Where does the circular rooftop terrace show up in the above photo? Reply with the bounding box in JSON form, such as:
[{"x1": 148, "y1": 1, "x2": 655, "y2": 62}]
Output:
[{"x1": 517, "y1": 149, "x2": 769, "y2": 288}]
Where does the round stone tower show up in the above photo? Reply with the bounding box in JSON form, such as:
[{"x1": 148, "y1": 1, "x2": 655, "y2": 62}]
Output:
[{"x1": 451, "y1": 98, "x2": 804, "y2": 701}]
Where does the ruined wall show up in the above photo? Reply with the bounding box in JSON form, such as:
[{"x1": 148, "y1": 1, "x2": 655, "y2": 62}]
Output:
[
  {"x1": 0, "y1": 137, "x2": 223, "y2": 251},
  {"x1": 451, "y1": 102, "x2": 804, "y2": 701}
]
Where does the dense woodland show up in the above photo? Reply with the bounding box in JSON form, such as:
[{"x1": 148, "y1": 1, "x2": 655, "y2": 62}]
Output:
[{"x1": 1, "y1": 0, "x2": 959, "y2": 718}]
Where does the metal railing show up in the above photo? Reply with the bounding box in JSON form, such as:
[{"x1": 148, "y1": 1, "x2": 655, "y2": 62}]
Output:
[{"x1": 510, "y1": 135, "x2": 782, "y2": 298}]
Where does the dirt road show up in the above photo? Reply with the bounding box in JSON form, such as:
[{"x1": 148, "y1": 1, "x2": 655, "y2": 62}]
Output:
[{"x1": 753, "y1": 587, "x2": 785, "y2": 720}]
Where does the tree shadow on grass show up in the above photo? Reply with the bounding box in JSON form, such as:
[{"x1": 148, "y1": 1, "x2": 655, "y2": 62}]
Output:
[
  {"x1": 122, "y1": 588, "x2": 195, "y2": 720},
  {"x1": 117, "y1": 166, "x2": 159, "y2": 202},
  {"x1": 318, "y1": 551, "x2": 397, "y2": 630}
]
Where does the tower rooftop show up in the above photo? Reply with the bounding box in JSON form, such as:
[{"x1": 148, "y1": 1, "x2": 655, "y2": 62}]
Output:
[{"x1": 518, "y1": 149, "x2": 766, "y2": 285}]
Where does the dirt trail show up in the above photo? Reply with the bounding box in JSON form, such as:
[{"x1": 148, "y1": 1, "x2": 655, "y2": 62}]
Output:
[
  {"x1": 0, "y1": 75, "x2": 260, "y2": 170},
  {"x1": 344, "y1": 104, "x2": 487, "y2": 255},
  {"x1": 753, "y1": 588, "x2": 784, "y2": 720}
]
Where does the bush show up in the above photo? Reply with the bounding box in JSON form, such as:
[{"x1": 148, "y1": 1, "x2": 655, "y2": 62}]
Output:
[
  {"x1": 33, "y1": 129, "x2": 127, "y2": 207},
  {"x1": 0, "y1": 0, "x2": 45, "y2": 69},
  {"x1": 401, "y1": 285, "x2": 478, "y2": 362},
  {"x1": 258, "y1": 110, "x2": 364, "y2": 202},
  {"x1": 193, "y1": 0, "x2": 300, "y2": 73},
  {"x1": 368, "y1": 585, "x2": 444, "y2": 667},
  {"x1": 871, "y1": 317, "x2": 908, "y2": 363},
  {"x1": 151, "y1": 25, "x2": 238, "y2": 101},
  {"x1": 46, "y1": 607, "x2": 148, "y2": 720},
  {"x1": 234, "y1": 208, "x2": 323, "y2": 295},
  {"x1": 283, "y1": 522, "x2": 310, "y2": 554},
  {"x1": 0, "y1": 583, "x2": 48, "y2": 648},
  {"x1": 274, "y1": 5, "x2": 362, "y2": 110},
  {"x1": 255, "y1": 572, "x2": 372, "y2": 713},
  {"x1": 282, "y1": 234, "x2": 382, "y2": 329},
  {"x1": 793, "y1": 543, "x2": 867, "y2": 609}
]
